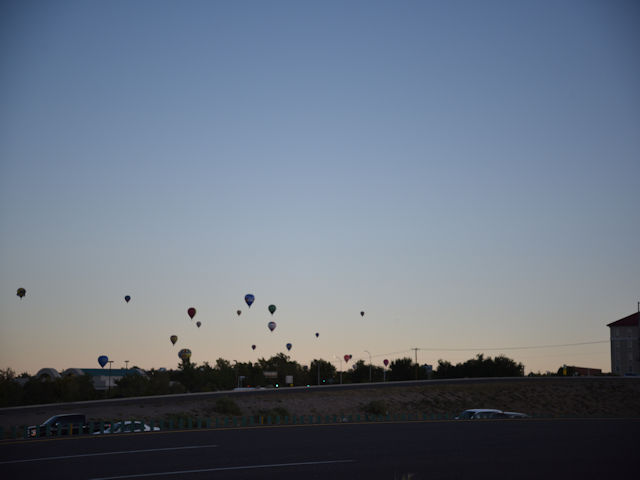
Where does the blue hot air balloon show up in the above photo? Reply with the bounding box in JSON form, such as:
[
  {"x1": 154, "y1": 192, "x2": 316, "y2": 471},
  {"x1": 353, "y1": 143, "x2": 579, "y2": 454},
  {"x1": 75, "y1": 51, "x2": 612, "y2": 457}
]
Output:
[
  {"x1": 286, "y1": 343, "x2": 292, "y2": 351},
  {"x1": 98, "y1": 355, "x2": 109, "y2": 368},
  {"x1": 245, "y1": 294, "x2": 255, "y2": 308}
]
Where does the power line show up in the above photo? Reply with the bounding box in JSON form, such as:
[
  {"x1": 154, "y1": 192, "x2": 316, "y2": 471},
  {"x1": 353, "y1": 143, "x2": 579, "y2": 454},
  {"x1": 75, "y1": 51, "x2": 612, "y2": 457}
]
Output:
[
  {"x1": 416, "y1": 340, "x2": 609, "y2": 352},
  {"x1": 371, "y1": 349, "x2": 413, "y2": 359}
]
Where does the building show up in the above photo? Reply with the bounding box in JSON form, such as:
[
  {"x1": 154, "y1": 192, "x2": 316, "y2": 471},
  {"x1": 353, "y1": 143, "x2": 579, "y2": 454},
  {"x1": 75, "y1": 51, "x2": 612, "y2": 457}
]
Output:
[
  {"x1": 35, "y1": 367, "x2": 146, "y2": 390},
  {"x1": 607, "y1": 311, "x2": 640, "y2": 375},
  {"x1": 571, "y1": 366, "x2": 602, "y2": 376}
]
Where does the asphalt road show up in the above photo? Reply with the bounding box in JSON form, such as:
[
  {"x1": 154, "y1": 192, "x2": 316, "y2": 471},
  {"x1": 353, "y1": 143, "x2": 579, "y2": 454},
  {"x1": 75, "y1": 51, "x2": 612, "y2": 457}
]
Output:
[{"x1": 1, "y1": 418, "x2": 637, "y2": 479}]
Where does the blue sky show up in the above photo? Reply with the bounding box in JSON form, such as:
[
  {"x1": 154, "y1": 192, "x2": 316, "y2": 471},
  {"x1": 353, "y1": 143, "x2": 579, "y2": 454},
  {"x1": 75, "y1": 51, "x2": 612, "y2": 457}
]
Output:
[{"x1": 1, "y1": 0, "x2": 639, "y2": 375}]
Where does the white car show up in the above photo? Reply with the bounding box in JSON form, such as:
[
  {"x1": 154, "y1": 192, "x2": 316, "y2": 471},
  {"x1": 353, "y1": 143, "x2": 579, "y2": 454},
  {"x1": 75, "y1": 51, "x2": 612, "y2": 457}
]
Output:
[
  {"x1": 93, "y1": 421, "x2": 160, "y2": 434},
  {"x1": 503, "y1": 411, "x2": 529, "y2": 419},
  {"x1": 455, "y1": 409, "x2": 504, "y2": 419},
  {"x1": 455, "y1": 409, "x2": 528, "y2": 419}
]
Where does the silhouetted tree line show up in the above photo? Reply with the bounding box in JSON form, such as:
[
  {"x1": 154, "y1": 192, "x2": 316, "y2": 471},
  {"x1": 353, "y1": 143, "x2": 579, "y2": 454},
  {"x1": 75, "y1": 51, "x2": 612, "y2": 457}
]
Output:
[
  {"x1": 0, "y1": 353, "x2": 524, "y2": 407},
  {"x1": 433, "y1": 354, "x2": 524, "y2": 379}
]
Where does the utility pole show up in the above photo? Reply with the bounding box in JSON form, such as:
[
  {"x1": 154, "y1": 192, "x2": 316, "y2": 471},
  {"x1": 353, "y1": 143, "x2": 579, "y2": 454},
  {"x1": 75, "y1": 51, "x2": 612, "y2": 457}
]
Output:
[{"x1": 412, "y1": 348, "x2": 419, "y2": 379}]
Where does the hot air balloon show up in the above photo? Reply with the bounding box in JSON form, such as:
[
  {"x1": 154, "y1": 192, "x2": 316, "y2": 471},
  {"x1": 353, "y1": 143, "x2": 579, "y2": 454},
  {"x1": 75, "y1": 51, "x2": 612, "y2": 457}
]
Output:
[
  {"x1": 245, "y1": 294, "x2": 254, "y2": 308},
  {"x1": 268, "y1": 321, "x2": 276, "y2": 332},
  {"x1": 268, "y1": 304, "x2": 276, "y2": 315},
  {"x1": 344, "y1": 354, "x2": 351, "y2": 363},
  {"x1": 187, "y1": 307, "x2": 196, "y2": 319},
  {"x1": 315, "y1": 332, "x2": 319, "y2": 338},
  {"x1": 237, "y1": 310, "x2": 242, "y2": 316},
  {"x1": 178, "y1": 348, "x2": 191, "y2": 362},
  {"x1": 286, "y1": 343, "x2": 292, "y2": 351},
  {"x1": 383, "y1": 359, "x2": 389, "y2": 367},
  {"x1": 16, "y1": 288, "x2": 26, "y2": 299},
  {"x1": 98, "y1": 355, "x2": 109, "y2": 368},
  {"x1": 251, "y1": 344, "x2": 256, "y2": 350},
  {"x1": 360, "y1": 311, "x2": 365, "y2": 317},
  {"x1": 196, "y1": 321, "x2": 201, "y2": 328},
  {"x1": 170, "y1": 335, "x2": 178, "y2": 346},
  {"x1": 124, "y1": 295, "x2": 131, "y2": 303}
]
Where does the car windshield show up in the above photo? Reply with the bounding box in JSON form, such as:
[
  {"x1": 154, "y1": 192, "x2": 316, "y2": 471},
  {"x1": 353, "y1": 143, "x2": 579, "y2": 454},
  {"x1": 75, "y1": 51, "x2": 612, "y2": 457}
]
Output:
[
  {"x1": 457, "y1": 411, "x2": 474, "y2": 419},
  {"x1": 41, "y1": 416, "x2": 60, "y2": 426}
]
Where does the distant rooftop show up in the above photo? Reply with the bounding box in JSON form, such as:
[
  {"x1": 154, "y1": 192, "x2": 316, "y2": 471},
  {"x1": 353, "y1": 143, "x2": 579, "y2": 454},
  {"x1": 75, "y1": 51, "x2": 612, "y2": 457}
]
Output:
[{"x1": 607, "y1": 311, "x2": 639, "y2": 328}]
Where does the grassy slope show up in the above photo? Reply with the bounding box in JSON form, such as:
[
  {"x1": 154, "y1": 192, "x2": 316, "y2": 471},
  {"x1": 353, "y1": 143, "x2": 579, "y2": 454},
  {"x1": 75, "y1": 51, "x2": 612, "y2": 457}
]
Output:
[{"x1": 2, "y1": 378, "x2": 639, "y2": 428}]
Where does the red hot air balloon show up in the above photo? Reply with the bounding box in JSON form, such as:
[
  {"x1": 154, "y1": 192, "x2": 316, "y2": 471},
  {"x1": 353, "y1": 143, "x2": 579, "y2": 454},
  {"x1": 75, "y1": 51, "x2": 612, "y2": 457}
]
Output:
[
  {"x1": 344, "y1": 354, "x2": 351, "y2": 363},
  {"x1": 383, "y1": 359, "x2": 389, "y2": 367},
  {"x1": 187, "y1": 307, "x2": 196, "y2": 319}
]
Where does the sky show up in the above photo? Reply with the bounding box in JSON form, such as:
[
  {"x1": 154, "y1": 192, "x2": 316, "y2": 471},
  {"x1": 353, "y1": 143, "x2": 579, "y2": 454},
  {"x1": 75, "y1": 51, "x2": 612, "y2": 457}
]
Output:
[{"x1": 1, "y1": 0, "x2": 639, "y2": 376}]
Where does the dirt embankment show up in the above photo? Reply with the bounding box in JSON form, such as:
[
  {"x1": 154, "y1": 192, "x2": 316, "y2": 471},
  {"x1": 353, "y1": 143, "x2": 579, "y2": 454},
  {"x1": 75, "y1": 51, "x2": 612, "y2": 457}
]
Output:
[{"x1": 2, "y1": 378, "x2": 639, "y2": 428}]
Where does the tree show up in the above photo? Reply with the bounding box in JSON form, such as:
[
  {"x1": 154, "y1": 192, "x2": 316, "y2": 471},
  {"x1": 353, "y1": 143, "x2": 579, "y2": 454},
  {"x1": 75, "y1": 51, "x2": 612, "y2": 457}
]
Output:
[
  {"x1": 434, "y1": 354, "x2": 524, "y2": 379},
  {"x1": 389, "y1": 358, "x2": 414, "y2": 381},
  {"x1": 113, "y1": 373, "x2": 150, "y2": 398},
  {"x1": 257, "y1": 354, "x2": 305, "y2": 386},
  {"x1": 309, "y1": 359, "x2": 337, "y2": 385},
  {"x1": 350, "y1": 360, "x2": 370, "y2": 383},
  {"x1": 0, "y1": 368, "x2": 24, "y2": 407}
]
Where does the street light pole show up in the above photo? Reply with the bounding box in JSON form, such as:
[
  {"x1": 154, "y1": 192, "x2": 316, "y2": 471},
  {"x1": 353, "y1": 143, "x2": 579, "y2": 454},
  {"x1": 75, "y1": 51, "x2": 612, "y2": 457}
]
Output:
[
  {"x1": 107, "y1": 360, "x2": 114, "y2": 394},
  {"x1": 334, "y1": 355, "x2": 343, "y2": 384},
  {"x1": 365, "y1": 350, "x2": 372, "y2": 382}
]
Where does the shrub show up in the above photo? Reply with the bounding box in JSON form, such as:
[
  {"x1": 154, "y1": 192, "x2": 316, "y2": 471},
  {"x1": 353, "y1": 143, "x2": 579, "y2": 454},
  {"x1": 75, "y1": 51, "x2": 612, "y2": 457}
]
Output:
[
  {"x1": 214, "y1": 397, "x2": 242, "y2": 416},
  {"x1": 362, "y1": 400, "x2": 388, "y2": 416}
]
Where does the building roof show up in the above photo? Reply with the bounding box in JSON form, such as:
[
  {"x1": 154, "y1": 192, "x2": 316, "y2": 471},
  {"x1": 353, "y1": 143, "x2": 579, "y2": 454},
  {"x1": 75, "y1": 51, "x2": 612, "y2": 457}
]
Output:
[
  {"x1": 35, "y1": 368, "x2": 61, "y2": 379},
  {"x1": 80, "y1": 368, "x2": 145, "y2": 377},
  {"x1": 607, "y1": 311, "x2": 640, "y2": 328}
]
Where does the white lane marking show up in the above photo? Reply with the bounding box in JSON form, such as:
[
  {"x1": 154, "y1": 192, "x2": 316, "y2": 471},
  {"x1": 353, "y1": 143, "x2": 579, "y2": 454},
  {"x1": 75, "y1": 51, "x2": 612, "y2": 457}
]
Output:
[
  {"x1": 0, "y1": 444, "x2": 218, "y2": 465},
  {"x1": 89, "y1": 459, "x2": 356, "y2": 480}
]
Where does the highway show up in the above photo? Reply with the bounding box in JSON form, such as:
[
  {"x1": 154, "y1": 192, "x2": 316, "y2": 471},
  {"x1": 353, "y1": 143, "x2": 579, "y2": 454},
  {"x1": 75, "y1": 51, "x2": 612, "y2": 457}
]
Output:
[{"x1": 1, "y1": 418, "x2": 637, "y2": 479}]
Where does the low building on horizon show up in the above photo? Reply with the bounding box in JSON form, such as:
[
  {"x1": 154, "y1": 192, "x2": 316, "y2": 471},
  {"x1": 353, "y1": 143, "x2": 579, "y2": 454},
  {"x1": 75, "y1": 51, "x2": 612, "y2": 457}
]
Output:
[
  {"x1": 570, "y1": 366, "x2": 602, "y2": 376},
  {"x1": 35, "y1": 367, "x2": 146, "y2": 390}
]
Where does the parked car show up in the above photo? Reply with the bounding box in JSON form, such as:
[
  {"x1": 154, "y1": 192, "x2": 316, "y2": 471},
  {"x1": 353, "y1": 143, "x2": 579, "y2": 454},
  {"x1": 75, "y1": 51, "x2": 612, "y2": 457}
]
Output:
[
  {"x1": 27, "y1": 414, "x2": 95, "y2": 437},
  {"x1": 455, "y1": 409, "x2": 527, "y2": 420},
  {"x1": 93, "y1": 421, "x2": 160, "y2": 435},
  {"x1": 503, "y1": 411, "x2": 529, "y2": 419}
]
